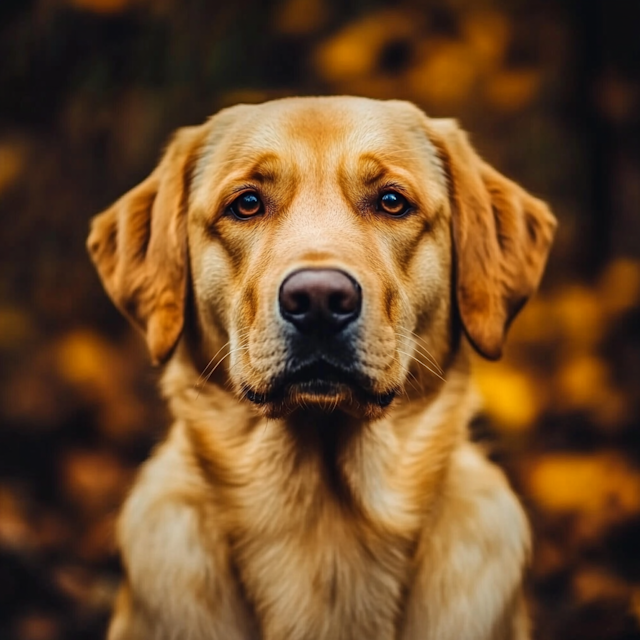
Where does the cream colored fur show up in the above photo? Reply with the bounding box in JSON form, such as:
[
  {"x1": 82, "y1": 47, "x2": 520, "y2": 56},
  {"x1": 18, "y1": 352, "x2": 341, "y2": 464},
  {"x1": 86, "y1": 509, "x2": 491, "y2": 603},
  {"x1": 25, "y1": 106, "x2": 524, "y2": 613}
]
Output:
[{"x1": 87, "y1": 97, "x2": 556, "y2": 640}]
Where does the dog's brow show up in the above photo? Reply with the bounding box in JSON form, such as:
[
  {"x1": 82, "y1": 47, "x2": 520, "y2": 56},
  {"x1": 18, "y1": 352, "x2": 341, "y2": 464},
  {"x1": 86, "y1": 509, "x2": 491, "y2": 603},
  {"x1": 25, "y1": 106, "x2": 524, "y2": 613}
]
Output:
[
  {"x1": 243, "y1": 152, "x2": 281, "y2": 184},
  {"x1": 357, "y1": 155, "x2": 389, "y2": 186}
]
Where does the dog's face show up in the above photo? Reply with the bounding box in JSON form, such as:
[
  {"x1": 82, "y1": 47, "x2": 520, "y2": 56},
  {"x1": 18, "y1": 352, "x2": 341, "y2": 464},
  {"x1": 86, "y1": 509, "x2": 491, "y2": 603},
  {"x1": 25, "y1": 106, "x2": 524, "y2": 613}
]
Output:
[
  {"x1": 88, "y1": 97, "x2": 556, "y2": 420},
  {"x1": 188, "y1": 99, "x2": 454, "y2": 418}
]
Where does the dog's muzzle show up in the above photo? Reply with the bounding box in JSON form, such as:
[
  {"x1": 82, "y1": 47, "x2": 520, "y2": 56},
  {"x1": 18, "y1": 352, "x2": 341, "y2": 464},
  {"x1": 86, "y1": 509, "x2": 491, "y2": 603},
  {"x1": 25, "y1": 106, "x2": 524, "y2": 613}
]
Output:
[{"x1": 243, "y1": 269, "x2": 396, "y2": 412}]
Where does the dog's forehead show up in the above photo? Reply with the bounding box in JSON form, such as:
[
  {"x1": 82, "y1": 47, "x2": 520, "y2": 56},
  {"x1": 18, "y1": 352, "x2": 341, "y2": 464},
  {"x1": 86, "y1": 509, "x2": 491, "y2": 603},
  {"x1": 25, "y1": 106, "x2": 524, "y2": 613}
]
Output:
[{"x1": 194, "y1": 97, "x2": 442, "y2": 185}]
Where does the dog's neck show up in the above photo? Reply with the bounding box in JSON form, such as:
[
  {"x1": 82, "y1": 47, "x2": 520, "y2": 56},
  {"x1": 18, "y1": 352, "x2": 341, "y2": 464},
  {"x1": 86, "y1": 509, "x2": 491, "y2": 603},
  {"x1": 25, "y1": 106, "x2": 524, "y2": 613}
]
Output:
[{"x1": 161, "y1": 342, "x2": 476, "y2": 534}]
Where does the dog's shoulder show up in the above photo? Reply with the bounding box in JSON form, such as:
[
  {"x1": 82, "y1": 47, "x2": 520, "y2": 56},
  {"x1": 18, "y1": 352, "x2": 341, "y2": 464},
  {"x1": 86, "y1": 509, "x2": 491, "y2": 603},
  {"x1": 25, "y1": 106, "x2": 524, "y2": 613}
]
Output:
[
  {"x1": 113, "y1": 423, "x2": 259, "y2": 640},
  {"x1": 402, "y1": 444, "x2": 531, "y2": 640}
]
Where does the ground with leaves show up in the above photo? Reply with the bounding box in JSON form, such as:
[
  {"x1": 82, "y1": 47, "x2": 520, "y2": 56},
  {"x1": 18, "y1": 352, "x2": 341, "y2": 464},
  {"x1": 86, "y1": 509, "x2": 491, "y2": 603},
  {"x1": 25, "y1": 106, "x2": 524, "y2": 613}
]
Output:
[{"x1": 1, "y1": 1, "x2": 639, "y2": 639}]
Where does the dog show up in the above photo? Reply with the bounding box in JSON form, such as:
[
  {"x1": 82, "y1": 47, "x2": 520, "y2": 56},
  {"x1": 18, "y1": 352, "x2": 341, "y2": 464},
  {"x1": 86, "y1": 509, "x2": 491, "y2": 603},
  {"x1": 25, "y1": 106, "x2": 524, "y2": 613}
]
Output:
[{"x1": 87, "y1": 96, "x2": 556, "y2": 640}]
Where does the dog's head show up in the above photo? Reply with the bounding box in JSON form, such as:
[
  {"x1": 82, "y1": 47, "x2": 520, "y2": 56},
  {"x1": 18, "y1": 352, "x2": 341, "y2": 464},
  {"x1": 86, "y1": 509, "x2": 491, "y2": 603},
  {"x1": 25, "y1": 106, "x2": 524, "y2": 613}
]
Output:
[{"x1": 88, "y1": 97, "x2": 556, "y2": 420}]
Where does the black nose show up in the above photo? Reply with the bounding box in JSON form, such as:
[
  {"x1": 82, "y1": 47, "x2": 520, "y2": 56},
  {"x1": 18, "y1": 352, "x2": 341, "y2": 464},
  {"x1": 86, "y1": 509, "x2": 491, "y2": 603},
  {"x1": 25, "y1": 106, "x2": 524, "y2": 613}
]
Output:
[{"x1": 279, "y1": 269, "x2": 362, "y2": 334}]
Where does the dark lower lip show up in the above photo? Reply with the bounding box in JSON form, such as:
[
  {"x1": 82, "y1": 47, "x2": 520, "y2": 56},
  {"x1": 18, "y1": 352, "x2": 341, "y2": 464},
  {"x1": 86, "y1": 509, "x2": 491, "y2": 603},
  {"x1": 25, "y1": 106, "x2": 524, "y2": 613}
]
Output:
[
  {"x1": 290, "y1": 379, "x2": 347, "y2": 396},
  {"x1": 243, "y1": 360, "x2": 396, "y2": 410},
  {"x1": 276, "y1": 359, "x2": 369, "y2": 396}
]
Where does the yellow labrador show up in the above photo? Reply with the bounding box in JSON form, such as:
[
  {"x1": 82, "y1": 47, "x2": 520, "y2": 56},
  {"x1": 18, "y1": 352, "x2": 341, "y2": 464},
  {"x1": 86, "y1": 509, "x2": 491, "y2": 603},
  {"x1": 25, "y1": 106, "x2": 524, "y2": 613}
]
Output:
[{"x1": 88, "y1": 96, "x2": 556, "y2": 640}]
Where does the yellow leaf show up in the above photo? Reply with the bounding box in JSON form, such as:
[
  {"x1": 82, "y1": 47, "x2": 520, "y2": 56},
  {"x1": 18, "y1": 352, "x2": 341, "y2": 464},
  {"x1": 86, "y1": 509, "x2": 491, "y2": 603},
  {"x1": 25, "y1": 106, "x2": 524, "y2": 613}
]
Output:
[
  {"x1": 598, "y1": 258, "x2": 640, "y2": 316},
  {"x1": 462, "y1": 10, "x2": 511, "y2": 72},
  {"x1": 315, "y1": 10, "x2": 416, "y2": 82},
  {"x1": 55, "y1": 330, "x2": 115, "y2": 388},
  {"x1": 557, "y1": 355, "x2": 608, "y2": 409},
  {"x1": 0, "y1": 486, "x2": 34, "y2": 551},
  {"x1": 0, "y1": 142, "x2": 25, "y2": 197},
  {"x1": 527, "y1": 453, "x2": 640, "y2": 515},
  {"x1": 274, "y1": 0, "x2": 329, "y2": 36},
  {"x1": 485, "y1": 69, "x2": 541, "y2": 112},
  {"x1": 573, "y1": 567, "x2": 630, "y2": 604},
  {"x1": 409, "y1": 42, "x2": 478, "y2": 106},
  {"x1": 555, "y1": 354, "x2": 627, "y2": 429},
  {"x1": 473, "y1": 359, "x2": 539, "y2": 431},
  {"x1": 554, "y1": 285, "x2": 605, "y2": 350}
]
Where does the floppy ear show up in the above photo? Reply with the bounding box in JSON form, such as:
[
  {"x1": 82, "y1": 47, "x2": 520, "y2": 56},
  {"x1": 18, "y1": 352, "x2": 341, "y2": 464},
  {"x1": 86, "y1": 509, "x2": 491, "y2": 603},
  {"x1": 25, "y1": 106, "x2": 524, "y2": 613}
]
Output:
[
  {"x1": 425, "y1": 118, "x2": 557, "y2": 360},
  {"x1": 87, "y1": 126, "x2": 205, "y2": 365}
]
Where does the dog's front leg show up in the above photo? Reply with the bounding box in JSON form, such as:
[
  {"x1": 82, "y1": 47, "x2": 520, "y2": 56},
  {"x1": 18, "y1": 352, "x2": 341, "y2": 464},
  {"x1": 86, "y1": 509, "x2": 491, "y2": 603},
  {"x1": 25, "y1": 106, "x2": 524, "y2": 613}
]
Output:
[
  {"x1": 108, "y1": 574, "x2": 259, "y2": 640},
  {"x1": 401, "y1": 445, "x2": 531, "y2": 640},
  {"x1": 108, "y1": 431, "x2": 259, "y2": 640}
]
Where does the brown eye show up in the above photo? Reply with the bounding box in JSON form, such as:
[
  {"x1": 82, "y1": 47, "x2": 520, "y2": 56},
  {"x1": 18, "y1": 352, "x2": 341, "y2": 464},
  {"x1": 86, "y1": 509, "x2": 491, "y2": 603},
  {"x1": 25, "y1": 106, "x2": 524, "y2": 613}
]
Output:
[
  {"x1": 229, "y1": 192, "x2": 264, "y2": 219},
  {"x1": 378, "y1": 191, "x2": 410, "y2": 216}
]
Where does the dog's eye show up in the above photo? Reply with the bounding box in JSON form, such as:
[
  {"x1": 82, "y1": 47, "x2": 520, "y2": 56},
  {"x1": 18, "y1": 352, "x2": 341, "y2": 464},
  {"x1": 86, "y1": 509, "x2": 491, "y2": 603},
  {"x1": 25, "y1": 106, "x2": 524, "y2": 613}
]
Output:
[
  {"x1": 377, "y1": 191, "x2": 410, "y2": 216},
  {"x1": 229, "y1": 192, "x2": 264, "y2": 219}
]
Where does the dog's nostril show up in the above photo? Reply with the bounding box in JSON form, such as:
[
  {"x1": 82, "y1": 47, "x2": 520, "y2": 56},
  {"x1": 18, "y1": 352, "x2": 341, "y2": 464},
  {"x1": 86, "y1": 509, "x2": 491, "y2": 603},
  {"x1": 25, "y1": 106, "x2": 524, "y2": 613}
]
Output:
[
  {"x1": 291, "y1": 292, "x2": 311, "y2": 315},
  {"x1": 279, "y1": 269, "x2": 362, "y2": 333},
  {"x1": 328, "y1": 291, "x2": 356, "y2": 315}
]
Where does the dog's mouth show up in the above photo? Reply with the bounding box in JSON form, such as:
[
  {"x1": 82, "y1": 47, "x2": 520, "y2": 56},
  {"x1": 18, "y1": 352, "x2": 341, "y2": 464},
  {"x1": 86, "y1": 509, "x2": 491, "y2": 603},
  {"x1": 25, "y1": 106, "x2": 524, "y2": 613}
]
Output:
[
  {"x1": 283, "y1": 360, "x2": 361, "y2": 395},
  {"x1": 243, "y1": 358, "x2": 396, "y2": 416}
]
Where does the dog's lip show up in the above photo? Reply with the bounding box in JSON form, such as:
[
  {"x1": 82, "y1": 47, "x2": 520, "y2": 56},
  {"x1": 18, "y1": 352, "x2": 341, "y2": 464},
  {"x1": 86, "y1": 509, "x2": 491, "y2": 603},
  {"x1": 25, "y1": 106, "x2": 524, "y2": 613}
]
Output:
[
  {"x1": 243, "y1": 358, "x2": 397, "y2": 409},
  {"x1": 283, "y1": 359, "x2": 362, "y2": 390}
]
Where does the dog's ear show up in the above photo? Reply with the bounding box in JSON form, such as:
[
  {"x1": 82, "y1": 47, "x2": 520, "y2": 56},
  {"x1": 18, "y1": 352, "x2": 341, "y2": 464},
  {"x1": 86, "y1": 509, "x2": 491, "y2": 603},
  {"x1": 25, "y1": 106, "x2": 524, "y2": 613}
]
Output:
[
  {"x1": 87, "y1": 126, "x2": 205, "y2": 365},
  {"x1": 425, "y1": 118, "x2": 557, "y2": 360}
]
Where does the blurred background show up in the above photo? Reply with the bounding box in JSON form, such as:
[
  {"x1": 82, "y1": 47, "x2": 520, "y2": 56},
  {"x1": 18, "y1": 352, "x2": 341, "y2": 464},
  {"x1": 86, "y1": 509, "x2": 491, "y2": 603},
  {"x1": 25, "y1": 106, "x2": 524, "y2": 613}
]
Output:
[{"x1": 1, "y1": 0, "x2": 639, "y2": 638}]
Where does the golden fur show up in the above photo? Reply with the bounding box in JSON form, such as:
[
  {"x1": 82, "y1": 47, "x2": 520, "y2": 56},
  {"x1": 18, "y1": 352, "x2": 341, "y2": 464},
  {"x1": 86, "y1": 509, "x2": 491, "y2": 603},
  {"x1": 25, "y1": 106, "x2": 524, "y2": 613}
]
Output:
[{"x1": 87, "y1": 96, "x2": 556, "y2": 640}]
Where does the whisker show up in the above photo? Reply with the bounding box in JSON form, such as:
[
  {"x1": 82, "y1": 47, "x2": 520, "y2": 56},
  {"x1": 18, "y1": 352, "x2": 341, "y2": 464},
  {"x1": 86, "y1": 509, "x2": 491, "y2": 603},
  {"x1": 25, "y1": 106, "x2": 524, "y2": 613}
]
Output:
[
  {"x1": 196, "y1": 345, "x2": 249, "y2": 395},
  {"x1": 387, "y1": 353, "x2": 422, "y2": 395},
  {"x1": 407, "y1": 342, "x2": 445, "y2": 377},
  {"x1": 196, "y1": 340, "x2": 231, "y2": 387},
  {"x1": 396, "y1": 349, "x2": 446, "y2": 383},
  {"x1": 196, "y1": 331, "x2": 251, "y2": 386},
  {"x1": 403, "y1": 369, "x2": 422, "y2": 394},
  {"x1": 395, "y1": 328, "x2": 444, "y2": 372},
  {"x1": 396, "y1": 329, "x2": 445, "y2": 375}
]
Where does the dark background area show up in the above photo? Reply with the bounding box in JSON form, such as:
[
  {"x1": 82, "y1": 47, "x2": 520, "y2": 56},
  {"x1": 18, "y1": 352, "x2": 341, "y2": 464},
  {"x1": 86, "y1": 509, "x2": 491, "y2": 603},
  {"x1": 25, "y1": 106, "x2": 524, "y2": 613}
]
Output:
[{"x1": 0, "y1": 0, "x2": 639, "y2": 638}]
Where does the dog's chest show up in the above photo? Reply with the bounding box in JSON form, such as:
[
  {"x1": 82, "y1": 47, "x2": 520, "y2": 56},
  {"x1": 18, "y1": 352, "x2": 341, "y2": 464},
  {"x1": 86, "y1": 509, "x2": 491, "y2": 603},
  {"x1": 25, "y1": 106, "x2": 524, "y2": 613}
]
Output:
[
  {"x1": 230, "y1": 503, "x2": 412, "y2": 640},
  {"x1": 219, "y1": 450, "x2": 416, "y2": 640}
]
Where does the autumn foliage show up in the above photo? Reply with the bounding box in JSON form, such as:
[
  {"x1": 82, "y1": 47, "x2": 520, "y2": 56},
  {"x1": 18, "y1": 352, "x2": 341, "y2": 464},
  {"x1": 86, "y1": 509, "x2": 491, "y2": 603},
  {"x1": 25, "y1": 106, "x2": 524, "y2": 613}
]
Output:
[{"x1": 0, "y1": 1, "x2": 639, "y2": 639}]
